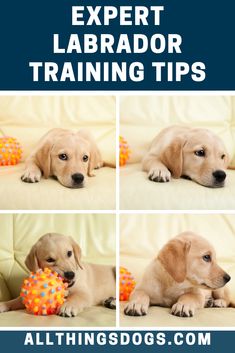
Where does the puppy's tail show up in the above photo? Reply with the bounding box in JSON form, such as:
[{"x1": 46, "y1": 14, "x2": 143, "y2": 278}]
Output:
[{"x1": 103, "y1": 161, "x2": 116, "y2": 169}]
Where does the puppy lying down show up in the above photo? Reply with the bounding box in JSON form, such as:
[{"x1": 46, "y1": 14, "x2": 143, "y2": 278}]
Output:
[
  {"x1": 0, "y1": 233, "x2": 116, "y2": 317},
  {"x1": 21, "y1": 128, "x2": 114, "y2": 188},
  {"x1": 142, "y1": 126, "x2": 229, "y2": 187},
  {"x1": 124, "y1": 232, "x2": 234, "y2": 317}
]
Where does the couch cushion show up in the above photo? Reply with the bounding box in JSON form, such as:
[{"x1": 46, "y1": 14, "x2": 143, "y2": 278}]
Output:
[
  {"x1": 120, "y1": 304, "x2": 235, "y2": 327},
  {"x1": 0, "y1": 164, "x2": 115, "y2": 210},
  {"x1": 120, "y1": 164, "x2": 235, "y2": 210},
  {"x1": 0, "y1": 307, "x2": 115, "y2": 327}
]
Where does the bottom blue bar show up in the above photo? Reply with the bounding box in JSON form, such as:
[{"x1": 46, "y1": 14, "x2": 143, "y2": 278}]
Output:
[{"x1": 0, "y1": 330, "x2": 233, "y2": 353}]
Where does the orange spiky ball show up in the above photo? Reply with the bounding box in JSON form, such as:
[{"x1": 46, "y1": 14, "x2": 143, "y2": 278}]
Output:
[
  {"x1": 119, "y1": 136, "x2": 130, "y2": 166},
  {"x1": 0, "y1": 136, "x2": 22, "y2": 166},
  {"x1": 20, "y1": 268, "x2": 67, "y2": 315},
  {"x1": 119, "y1": 266, "x2": 136, "y2": 301}
]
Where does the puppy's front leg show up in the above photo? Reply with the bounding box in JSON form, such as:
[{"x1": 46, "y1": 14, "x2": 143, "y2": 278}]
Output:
[
  {"x1": 212, "y1": 287, "x2": 230, "y2": 308},
  {"x1": 21, "y1": 157, "x2": 42, "y2": 183},
  {"x1": 171, "y1": 292, "x2": 205, "y2": 317},
  {"x1": 0, "y1": 297, "x2": 25, "y2": 313},
  {"x1": 142, "y1": 155, "x2": 171, "y2": 183},
  {"x1": 124, "y1": 289, "x2": 150, "y2": 316},
  {"x1": 58, "y1": 292, "x2": 92, "y2": 318}
]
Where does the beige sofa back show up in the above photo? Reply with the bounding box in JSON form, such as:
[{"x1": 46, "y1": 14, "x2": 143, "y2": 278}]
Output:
[
  {"x1": 120, "y1": 96, "x2": 235, "y2": 167},
  {"x1": 0, "y1": 96, "x2": 116, "y2": 164}
]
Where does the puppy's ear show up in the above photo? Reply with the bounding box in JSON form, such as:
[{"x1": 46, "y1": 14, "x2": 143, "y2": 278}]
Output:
[
  {"x1": 158, "y1": 238, "x2": 191, "y2": 283},
  {"x1": 88, "y1": 142, "x2": 103, "y2": 177},
  {"x1": 224, "y1": 153, "x2": 230, "y2": 169},
  {"x1": 25, "y1": 244, "x2": 40, "y2": 272},
  {"x1": 35, "y1": 141, "x2": 52, "y2": 179},
  {"x1": 69, "y1": 237, "x2": 83, "y2": 270},
  {"x1": 160, "y1": 137, "x2": 185, "y2": 178},
  {"x1": 77, "y1": 130, "x2": 103, "y2": 176}
]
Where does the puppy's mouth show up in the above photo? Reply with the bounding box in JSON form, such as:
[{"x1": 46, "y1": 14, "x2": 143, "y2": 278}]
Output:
[
  {"x1": 59, "y1": 181, "x2": 85, "y2": 189},
  {"x1": 70, "y1": 183, "x2": 84, "y2": 189},
  {"x1": 211, "y1": 181, "x2": 225, "y2": 188},
  {"x1": 201, "y1": 281, "x2": 225, "y2": 290},
  {"x1": 201, "y1": 282, "x2": 214, "y2": 289},
  {"x1": 63, "y1": 279, "x2": 75, "y2": 288},
  {"x1": 181, "y1": 175, "x2": 192, "y2": 180},
  {"x1": 193, "y1": 179, "x2": 225, "y2": 188}
]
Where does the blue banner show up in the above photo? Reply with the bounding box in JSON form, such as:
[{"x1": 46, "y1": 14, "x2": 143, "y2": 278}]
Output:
[
  {"x1": 0, "y1": 330, "x2": 234, "y2": 352},
  {"x1": 0, "y1": 0, "x2": 234, "y2": 90}
]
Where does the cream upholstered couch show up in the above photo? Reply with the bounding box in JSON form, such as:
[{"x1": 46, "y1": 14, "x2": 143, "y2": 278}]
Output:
[
  {"x1": 120, "y1": 214, "x2": 235, "y2": 327},
  {"x1": 120, "y1": 96, "x2": 235, "y2": 210},
  {"x1": 0, "y1": 96, "x2": 116, "y2": 210},
  {"x1": 0, "y1": 214, "x2": 116, "y2": 327}
]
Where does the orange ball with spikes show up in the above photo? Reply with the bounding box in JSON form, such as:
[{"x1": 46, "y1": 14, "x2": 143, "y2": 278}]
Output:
[
  {"x1": 20, "y1": 268, "x2": 67, "y2": 315},
  {"x1": 119, "y1": 267, "x2": 136, "y2": 301},
  {"x1": 0, "y1": 136, "x2": 22, "y2": 166},
  {"x1": 119, "y1": 136, "x2": 130, "y2": 166}
]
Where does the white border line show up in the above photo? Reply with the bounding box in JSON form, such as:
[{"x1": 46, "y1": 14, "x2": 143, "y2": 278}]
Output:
[
  {"x1": 0, "y1": 91, "x2": 235, "y2": 96},
  {"x1": 0, "y1": 326, "x2": 235, "y2": 331},
  {"x1": 116, "y1": 95, "x2": 120, "y2": 328}
]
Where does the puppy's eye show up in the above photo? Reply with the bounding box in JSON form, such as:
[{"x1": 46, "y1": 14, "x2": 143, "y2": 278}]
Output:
[
  {"x1": 221, "y1": 154, "x2": 226, "y2": 160},
  {"x1": 46, "y1": 257, "x2": 55, "y2": 263},
  {"x1": 195, "y1": 149, "x2": 205, "y2": 157},
  {"x1": 67, "y1": 251, "x2": 72, "y2": 257},
  {"x1": 83, "y1": 155, "x2": 89, "y2": 162},
  {"x1": 58, "y1": 153, "x2": 68, "y2": 161},
  {"x1": 203, "y1": 254, "x2": 211, "y2": 262}
]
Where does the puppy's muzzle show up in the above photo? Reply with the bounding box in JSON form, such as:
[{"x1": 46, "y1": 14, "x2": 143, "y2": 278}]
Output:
[
  {"x1": 71, "y1": 173, "x2": 84, "y2": 187},
  {"x1": 212, "y1": 170, "x2": 226, "y2": 185},
  {"x1": 63, "y1": 271, "x2": 76, "y2": 288}
]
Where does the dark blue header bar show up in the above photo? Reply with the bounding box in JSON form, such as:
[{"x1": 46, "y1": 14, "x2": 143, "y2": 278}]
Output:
[{"x1": 0, "y1": 0, "x2": 234, "y2": 90}]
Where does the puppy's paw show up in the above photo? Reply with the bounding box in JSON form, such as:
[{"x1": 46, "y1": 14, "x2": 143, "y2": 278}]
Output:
[
  {"x1": 0, "y1": 303, "x2": 10, "y2": 314},
  {"x1": 213, "y1": 299, "x2": 227, "y2": 308},
  {"x1": 124, "y1": 301, "x2": 148, "y2": 316},
  {"x1": 103, "y1": 297, "x2": 116, "y2": 310},
  {"x1": 148, "y1": 168, "x2": 171, "y2": 183},
  {"x1": 21, "y1": 168, "x2": 42, "y2": 183},
  {"x1": 205, "y1": 297, "x2": 214, "y2": 308},
  {"x1": 171, "y1": 302, "x2": 195, "y2": 317},
  {"x1": 58, "y1": 302, "x2": 82, "y2": 317}
]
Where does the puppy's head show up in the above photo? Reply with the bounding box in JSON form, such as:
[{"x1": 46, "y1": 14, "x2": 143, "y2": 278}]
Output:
[
  {"x1": 161, "y1": 129, "x2": 229, "y2": 187},
  {"x1": 35, "y1": 129, "x2": 103, "y2": 188},
  {"x1": 158, "y1": 232, "x2": 230, "y2": 290},
  {"x1": 25, "y1": 233, "x2": 83, "y2": 288}
]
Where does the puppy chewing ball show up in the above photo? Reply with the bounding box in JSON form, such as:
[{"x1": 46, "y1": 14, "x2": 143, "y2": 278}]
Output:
[{"x1": 20, "y1": 268, "x2": 68, "y2": 315}]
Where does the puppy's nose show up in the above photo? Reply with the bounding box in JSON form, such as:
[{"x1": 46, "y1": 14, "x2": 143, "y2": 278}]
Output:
[
  {"x1": 223, "y1": 273, "x2": 231, "y2": 284},
  {"x1": 71, "y1": 173, "x2": 84, "y2": 184},
  {"x1": 213, "y1": 170, "x2": 226, "y2": 183},
  {"x1": 64, "y1": 271, "x2": 75, "y2": 280}
]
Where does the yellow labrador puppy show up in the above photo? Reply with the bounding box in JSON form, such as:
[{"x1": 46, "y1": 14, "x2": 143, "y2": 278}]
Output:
[
  {"x1": 142, "y1": 126, "x2": 229, "y2": 187},
  {"x1": 0, "y1": 233, "x2": 116, "y2": 317},
  {"x1": 21, "y1": 128, "x2": 111, "y2": 188},
  {"x1": 124, "y1": 232, "x2": 233, "y2": 317}
]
